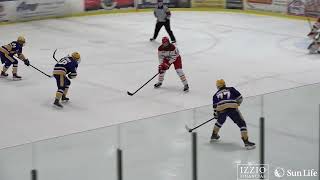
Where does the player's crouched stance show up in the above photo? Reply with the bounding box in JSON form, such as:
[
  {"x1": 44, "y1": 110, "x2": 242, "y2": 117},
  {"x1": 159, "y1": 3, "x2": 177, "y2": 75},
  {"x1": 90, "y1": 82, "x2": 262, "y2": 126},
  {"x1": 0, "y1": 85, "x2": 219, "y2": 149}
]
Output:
[
  {"x1": 53, "y1": 52, "x2": 81, "y2": 108},
  {"x1": 308, "y1": 36, "x2": 320, "y2": 54},
  {"x1": 211, "y1": 79, "x2": 255, "y2": 150},
  {"x1": 0, "y1": 36, "x2": 30, "y2": 80},
  {"x1": 307, "y1": 18, "x2": 320, "y2": 40},
  {"x1": 155, "y1": 37, "x2": 189, "y2": 92}
]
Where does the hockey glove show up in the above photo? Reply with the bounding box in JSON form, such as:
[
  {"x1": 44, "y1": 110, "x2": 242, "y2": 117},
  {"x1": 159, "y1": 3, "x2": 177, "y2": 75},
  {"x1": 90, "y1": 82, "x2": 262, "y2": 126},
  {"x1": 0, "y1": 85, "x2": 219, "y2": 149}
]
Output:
[
  {"x1": 67, "y1": 74, "x2": 74, "y2": 79},
  {"x1": 24, "y1": 59, "x2": 30, "y2": 66},
  {"x1": 161, "y1": 61, "x2": 170, "y2": 70},
  {"x1": 213, "y1": 110, "x2": 218, "y2": 119},
  {"x1": 158, "y1": 65, "x2": 165, "y2": 74}
]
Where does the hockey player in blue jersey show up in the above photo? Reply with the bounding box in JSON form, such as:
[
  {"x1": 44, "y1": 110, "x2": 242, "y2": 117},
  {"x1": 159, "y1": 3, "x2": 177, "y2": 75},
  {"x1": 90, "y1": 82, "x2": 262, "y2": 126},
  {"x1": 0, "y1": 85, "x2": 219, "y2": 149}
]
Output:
[
  {"x1": 53, "y1": 52, "x2": 81, "y2": 108},
  {"x1": 0, "y1": 36, "x2": 30, "y2": 80},
  {"x1": 211, "y1": 79, "x2": 255, "y2": 150}
]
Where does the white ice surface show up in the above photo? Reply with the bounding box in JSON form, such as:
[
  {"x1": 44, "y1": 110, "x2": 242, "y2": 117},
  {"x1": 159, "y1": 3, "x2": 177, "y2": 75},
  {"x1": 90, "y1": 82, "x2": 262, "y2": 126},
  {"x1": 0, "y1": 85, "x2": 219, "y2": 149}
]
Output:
[
  {"x1": 0, "y1": 11, "x2": 318, "y2": 148},
  {"x1": 0, "y1": 11, "x2": 319, "y2": 180}
]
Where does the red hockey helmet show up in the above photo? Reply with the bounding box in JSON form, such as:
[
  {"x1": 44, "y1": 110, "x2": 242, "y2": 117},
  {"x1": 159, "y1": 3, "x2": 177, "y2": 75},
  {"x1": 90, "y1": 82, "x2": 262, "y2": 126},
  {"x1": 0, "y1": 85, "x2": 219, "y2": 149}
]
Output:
[{"x1": 162, "y1": 36, "x2": 170, "y2": 46}]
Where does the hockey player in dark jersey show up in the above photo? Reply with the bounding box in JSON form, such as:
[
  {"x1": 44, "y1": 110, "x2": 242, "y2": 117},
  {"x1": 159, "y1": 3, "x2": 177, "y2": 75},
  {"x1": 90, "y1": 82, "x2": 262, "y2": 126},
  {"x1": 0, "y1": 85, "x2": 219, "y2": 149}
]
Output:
[
  {"x1": 211, "y1": 79, "x2": 255, "y2": 150},
  {"x1": 53, "y1": 52, "x2": 81, "y2": 108},
  {"x1": 0, "y1": 36, "x2": 30, "y2": 80}
]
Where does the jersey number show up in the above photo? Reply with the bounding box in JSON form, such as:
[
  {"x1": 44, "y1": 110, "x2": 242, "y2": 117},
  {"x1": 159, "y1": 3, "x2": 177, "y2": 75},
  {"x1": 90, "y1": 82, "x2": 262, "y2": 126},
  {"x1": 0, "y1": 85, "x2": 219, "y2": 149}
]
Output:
[
  {"x1": 11, "y1": 43, "x2": 16, "y2": 49},
  {"x1": 58, "y1": 57, "x2": 71, "y2": 65},
  {"x1": 217, "y1": 91, "x2": 231, "y2": 100}
]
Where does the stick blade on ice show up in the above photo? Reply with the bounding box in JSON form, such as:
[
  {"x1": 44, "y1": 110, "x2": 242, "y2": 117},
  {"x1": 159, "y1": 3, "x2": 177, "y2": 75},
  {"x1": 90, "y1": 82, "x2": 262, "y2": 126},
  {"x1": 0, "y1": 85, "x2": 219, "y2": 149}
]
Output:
[{"x1": 185, "y1": 125, "x2": 192, "y2": 132}]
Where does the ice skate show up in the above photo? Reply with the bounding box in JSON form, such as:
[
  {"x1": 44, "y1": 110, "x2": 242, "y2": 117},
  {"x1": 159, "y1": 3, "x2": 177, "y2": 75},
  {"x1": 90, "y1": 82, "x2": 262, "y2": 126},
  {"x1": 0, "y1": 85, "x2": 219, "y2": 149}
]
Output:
[
  {"x1": 183, "y1": 84, "x2": 189, "y2": 92},
  {"x1": 0, "y1": 71, "x2": 8, "y2": 77},
  {"x1": 242, "y1": 137, "x2": 256, "y2": 150},
  {"x1": 53, "y1": 99, "x2": 63, "y2": 108},
  {"x1": 154, "y1": 82, "x2": 162, "y2": 88},
  {"x1": 210, "y1": 132, "x2": 220, "y2": 142},
  {"x1": 61, "y1": 95, "x2": 69, "y2": 102},
  {"x1": 150, "y1": 38, "x2": 155, "y2": 41},
  {"x1": 12, "y1": 73, "x2": 22, "y2": 80}
]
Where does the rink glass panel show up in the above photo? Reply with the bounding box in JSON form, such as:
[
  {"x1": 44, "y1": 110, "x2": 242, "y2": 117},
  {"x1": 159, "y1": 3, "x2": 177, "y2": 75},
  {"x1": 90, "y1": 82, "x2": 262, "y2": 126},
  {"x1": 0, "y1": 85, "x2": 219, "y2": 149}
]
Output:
[
  {"x1": 263, "y1": 84, "x2": 320, "y2": 180},
  {"x1": 120, "y1": 109, "x2": 193, "y2": 180},
  {"x1": 0, "y1": 144, "x2": 32, "y2": 180},
  {"x1": 0, "y1": 85, "x2": 319, "y2": 179},
  {"x1": 32, "y1": 126, "x2": 118, "y2": 180},
  {"x1": 193, "y1": 96, "x2": 261, "y2": 179}
]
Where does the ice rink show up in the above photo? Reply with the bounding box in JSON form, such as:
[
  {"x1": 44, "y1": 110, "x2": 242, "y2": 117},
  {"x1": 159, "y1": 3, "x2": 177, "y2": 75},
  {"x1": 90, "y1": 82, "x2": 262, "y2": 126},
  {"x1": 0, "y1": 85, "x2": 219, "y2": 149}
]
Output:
[{"x1": 0, "y1": 11, "x2": 319, "y2": 179}]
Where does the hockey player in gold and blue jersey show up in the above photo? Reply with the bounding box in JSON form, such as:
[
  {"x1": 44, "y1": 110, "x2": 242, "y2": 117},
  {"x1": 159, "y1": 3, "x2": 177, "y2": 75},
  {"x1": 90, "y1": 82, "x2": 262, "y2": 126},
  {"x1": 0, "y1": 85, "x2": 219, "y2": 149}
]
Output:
[
  {"x1": 211, "y1": 79, "x2": 255, "y2": 150},
  {"x1": 0, "y1": 36, "x2": 30, "y2": 80},
  {"x1": 53, "y1": 52, "x2": 81, "y2": 108}
]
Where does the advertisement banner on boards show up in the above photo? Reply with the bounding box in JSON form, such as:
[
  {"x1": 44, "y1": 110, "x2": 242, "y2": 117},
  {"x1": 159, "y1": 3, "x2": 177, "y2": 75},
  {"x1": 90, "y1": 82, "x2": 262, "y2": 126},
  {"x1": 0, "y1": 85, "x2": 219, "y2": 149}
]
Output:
[
  {"x1": 136, "y1": 0, "x2": 191, "y2": 8},
  {"x1": 84, "y1": 0, "x2": 135, "y2": 11},
  {"x1": 192, "y1": 0, "x2": 225, "y2": 8},
  {"x1": 226, "y1": 0, "x2": 243, "y2": 9},
  {"x1": 287, "y1": 0, "x2": 320, "y2": 17},
  {"x1": 244, "y1": 0, "x2": 287, "y2": 13},
  {"x1": 0, "y1": 0, "x2": 16, "y2": 22},
  {"x1": 15, "y1": 0, "x2": 68, "y2": 20}
]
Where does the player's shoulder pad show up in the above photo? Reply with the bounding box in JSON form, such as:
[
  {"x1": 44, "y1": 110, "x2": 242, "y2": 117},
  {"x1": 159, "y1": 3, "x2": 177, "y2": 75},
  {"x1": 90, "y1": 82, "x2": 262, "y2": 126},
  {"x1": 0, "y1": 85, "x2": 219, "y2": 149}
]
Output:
[
  {"x1": 213, "y1": 89, "x2": 220, "y2": 96},
  {"x1": 168, "y1": 44, "x2": 176, "y2": 50},
  {"x1": 158, "y1": 45, "x2": 164, "y2": 51},
  {"x1": 230, "y1": 86, "x2": 241, "y2": 94}
]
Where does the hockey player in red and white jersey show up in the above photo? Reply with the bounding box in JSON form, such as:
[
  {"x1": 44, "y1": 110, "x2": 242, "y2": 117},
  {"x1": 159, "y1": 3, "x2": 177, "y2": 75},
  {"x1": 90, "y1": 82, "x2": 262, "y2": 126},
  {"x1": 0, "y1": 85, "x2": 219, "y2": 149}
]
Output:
[
  {"x1": 154, "y1": 36, "x2": 189, "y2": 92},
  {"x1": 307, "y1": 18, "x2": 320, "y2": 39}
]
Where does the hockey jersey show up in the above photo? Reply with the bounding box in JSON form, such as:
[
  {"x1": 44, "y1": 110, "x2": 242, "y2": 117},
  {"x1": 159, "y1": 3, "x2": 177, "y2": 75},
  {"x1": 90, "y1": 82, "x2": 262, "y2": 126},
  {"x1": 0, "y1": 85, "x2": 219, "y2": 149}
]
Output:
[
  {"x1": 1, "y1": 41, "x2": 23, "y2": 57},
  {"x1": 212, "y1": 87, "x2": 243, "y2": 112},
  {"x1": 158, "y1": 43, "x2": 180, "y2": 64},
  {"x1": 53, "y1": 56, "x2": 78, "y2": 78}
]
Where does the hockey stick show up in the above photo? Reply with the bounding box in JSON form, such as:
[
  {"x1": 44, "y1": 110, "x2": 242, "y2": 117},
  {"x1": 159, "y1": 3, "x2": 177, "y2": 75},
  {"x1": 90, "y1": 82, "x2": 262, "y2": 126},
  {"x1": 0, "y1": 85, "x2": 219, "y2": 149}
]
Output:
[
  {"x1": 52, "y1": 49, "x2": 58, "y2": 62},
  {"x1": 185, "y1": 117, "x2": 216, "y2": 133},
  {"x1": 127, "y1": 72, "x2": 159, "y2": 96},
  {"x1": 12, "y1": 55, "x2": 52, "y2": 78},
  {"x1": 29, "y1": 64, "x2": 52, "y2": 78}
]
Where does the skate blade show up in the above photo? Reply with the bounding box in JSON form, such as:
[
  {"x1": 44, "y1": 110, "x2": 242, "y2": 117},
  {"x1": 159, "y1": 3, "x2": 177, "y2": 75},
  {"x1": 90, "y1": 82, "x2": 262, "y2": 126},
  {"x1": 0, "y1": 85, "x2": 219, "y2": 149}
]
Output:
[
  {"x1": 53, "y1": 104, "x2": 63, "y2": 109},
  {"x1": 245, "y1": 145, "x2": 256, "y2": 150},
  {"x1": 61, "y1": 100, "x2": 69, "y2": 103},
  {"x1": 209, "y1": 139, "x2": 220, "y2": 143},
  {"x1": 12, "y1": 78, "x2": 22, "y2": 81}
]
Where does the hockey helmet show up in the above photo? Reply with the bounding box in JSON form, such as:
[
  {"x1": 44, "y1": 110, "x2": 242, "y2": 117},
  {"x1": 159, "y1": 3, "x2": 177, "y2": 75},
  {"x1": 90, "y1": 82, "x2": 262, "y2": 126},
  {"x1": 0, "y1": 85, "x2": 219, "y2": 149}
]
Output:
[
  {"x1": 71, "y1": 52, "x2": 81, "y2": 64},
  {"x1": 17, "y1": 36, "x2": 26, "y2": 46},
  {"x1": 162, "y1": 36, "x2": 170, "y2": 46},
  {"x1": 216, "y1": 79, "x2": 226, "y2": 89}
]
